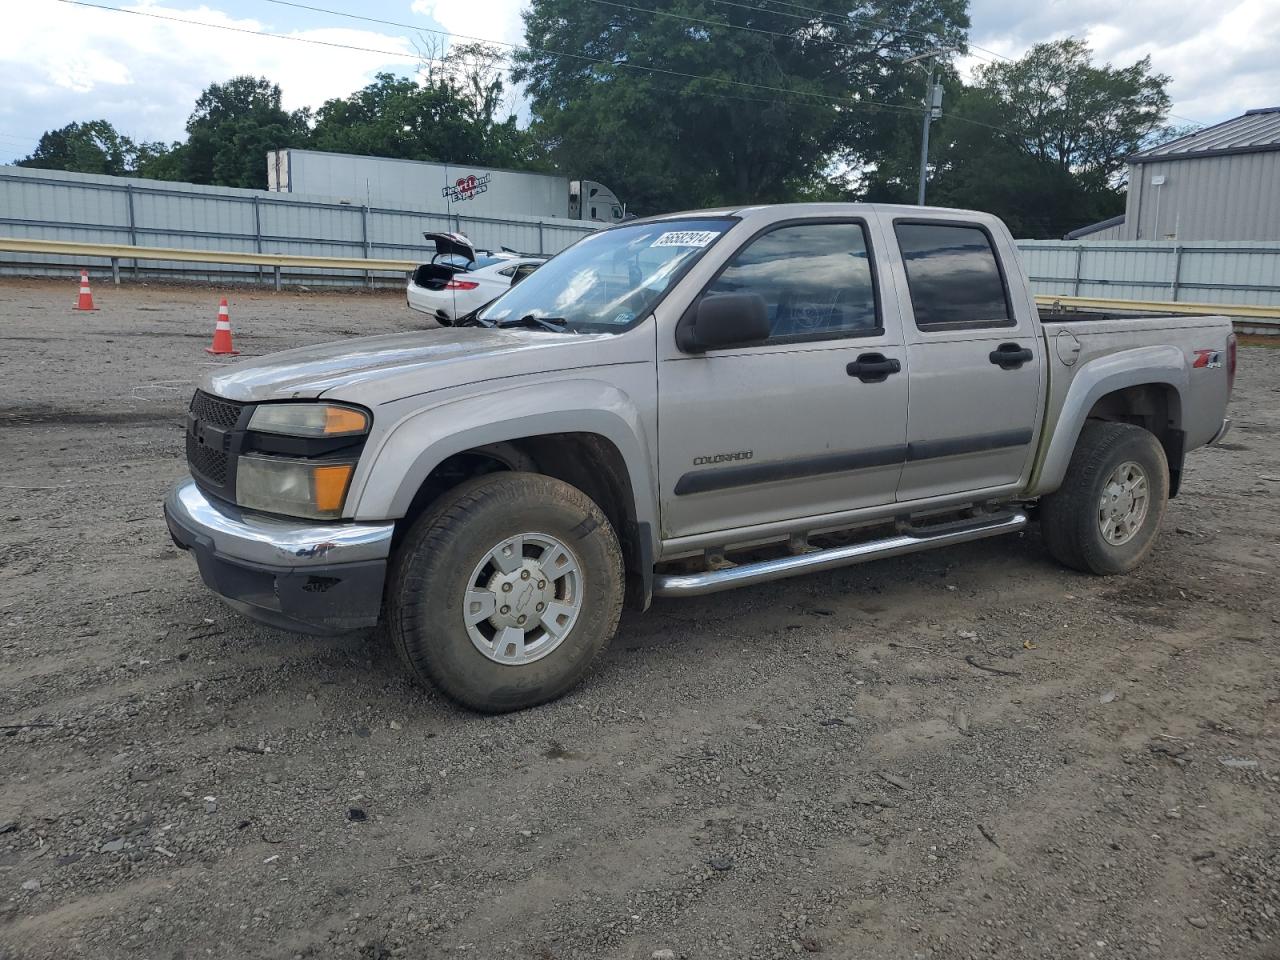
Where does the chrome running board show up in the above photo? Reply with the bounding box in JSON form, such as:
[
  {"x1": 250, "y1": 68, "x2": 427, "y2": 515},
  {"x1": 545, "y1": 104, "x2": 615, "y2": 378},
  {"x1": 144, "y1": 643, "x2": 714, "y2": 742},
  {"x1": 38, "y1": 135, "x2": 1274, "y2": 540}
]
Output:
[{"x1": 652, "y1": 510, "x2": 1028, "y2": 598}]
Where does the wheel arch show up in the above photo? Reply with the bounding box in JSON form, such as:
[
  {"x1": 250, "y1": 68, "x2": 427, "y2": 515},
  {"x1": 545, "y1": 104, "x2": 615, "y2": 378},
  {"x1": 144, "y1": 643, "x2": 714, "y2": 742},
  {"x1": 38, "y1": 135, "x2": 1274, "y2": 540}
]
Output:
[
  {"x1": 351, "y1": 382, "x2": 658, "y2": 609},
  {"x1": 1031, "y1": 346, "x2": 1188, "y2": 497}
]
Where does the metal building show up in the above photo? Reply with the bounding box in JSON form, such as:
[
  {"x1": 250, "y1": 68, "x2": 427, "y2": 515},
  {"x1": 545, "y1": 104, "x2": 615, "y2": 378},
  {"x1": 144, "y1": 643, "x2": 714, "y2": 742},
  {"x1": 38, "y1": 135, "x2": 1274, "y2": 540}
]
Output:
[{"x1": 1071, "y1": 107, "x2": 1280, "y2": 241}]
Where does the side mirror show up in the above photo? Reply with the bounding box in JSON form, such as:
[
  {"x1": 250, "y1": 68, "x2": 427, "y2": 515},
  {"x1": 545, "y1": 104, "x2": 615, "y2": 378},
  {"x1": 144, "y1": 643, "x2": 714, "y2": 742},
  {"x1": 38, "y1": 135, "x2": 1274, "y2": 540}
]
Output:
[{"x1": 678, "y1": 293, "x2": 771, "y2": 352}]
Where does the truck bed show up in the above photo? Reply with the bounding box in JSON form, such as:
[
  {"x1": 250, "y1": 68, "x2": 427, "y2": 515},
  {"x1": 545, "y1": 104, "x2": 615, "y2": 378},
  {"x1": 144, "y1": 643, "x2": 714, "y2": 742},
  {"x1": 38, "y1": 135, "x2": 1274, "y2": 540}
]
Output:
[{"x1": 1035, "y1": 309, "x2": 1234, "y2": 483}]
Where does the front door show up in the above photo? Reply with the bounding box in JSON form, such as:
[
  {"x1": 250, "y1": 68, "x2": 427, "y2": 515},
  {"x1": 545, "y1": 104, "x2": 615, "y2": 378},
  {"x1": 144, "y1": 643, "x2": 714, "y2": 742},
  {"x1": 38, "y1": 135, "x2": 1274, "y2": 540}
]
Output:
[
  {"x1": 657, "y1": 220, "x2": 909, "y2": 541},
  {"x1": 887, "y1": 220, "x2": 1043, "y2": 502}
]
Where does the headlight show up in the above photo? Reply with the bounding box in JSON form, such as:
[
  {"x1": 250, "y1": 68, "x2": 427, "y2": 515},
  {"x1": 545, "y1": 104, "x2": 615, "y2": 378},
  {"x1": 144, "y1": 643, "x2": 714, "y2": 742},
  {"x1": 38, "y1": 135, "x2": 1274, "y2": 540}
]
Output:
[
  {"x1": 237, "y1": 455, "x2": 355, "y2": 519},
  {"x1": 248, "y1": 403, "x2": 369, "y2": 438}
]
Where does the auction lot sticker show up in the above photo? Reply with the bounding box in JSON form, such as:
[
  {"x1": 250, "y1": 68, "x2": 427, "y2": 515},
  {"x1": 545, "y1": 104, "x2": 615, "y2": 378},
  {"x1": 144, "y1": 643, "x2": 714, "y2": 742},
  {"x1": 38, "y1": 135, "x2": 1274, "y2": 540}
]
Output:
[{"x1": 651, "y1": 230, "x2": 720, "y2": 248}]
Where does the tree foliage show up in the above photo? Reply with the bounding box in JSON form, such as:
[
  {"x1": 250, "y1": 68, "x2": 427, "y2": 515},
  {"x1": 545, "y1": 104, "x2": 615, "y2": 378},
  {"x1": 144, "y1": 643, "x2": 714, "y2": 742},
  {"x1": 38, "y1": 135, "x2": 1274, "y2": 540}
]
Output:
[
  {"x1": 971, "y1": 38, "x2": 1171, "y2": 187},
  {"x1": 311, "y1": 45, "x2": 541, "y2": 169},
  {"x1": 169, "y1": 76, "x2": 311, "y2": 188},
  {"x1": 512, "y1": 0, "x2": 969, "y2": 213},
  {"x1": 861, "y1": 38, "x2": 1173, "y2": 236},
  {"x1": 925, "y1": 86, "x2": 1127, "y2": 238},
  {"x1": 17, "y1": 120, "x2": 171, "y2": 177}
]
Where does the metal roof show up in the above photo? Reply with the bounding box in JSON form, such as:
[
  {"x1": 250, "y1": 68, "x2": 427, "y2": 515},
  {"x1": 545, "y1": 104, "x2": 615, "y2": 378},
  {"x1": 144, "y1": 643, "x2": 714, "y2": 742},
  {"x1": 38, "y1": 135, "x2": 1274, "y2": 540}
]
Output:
[
  {"x1": 1064, "y1": 214, "x2": 1125, "y2": 240},
  {"x1": 1132, "y1": 107, "x2": 1280, "y2": 162}
]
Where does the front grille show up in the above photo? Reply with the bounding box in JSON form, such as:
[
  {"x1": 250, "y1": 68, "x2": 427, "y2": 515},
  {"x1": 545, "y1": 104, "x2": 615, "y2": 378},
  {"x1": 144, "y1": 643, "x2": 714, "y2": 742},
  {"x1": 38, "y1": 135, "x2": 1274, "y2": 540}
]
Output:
[
  {"x1": 187, "y1": 390, "x2": 247, "y2": 496},
  {"x1": 186, "y1": 430, "x2": 229, "y2": 484},
  {"x1": 191, "y1": 390, "x2": 245, "y2": 430}
]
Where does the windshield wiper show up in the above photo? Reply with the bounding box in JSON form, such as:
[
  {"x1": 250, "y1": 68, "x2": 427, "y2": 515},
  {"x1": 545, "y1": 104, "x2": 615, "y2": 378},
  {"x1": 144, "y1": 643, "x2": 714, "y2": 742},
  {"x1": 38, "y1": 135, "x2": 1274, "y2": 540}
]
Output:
[
  {"x1": 495, "y1": 314, "x2": 570, "y2": 332},
  {"x1": 454, "y1": 299, "x2": 499, "y2": 327}
]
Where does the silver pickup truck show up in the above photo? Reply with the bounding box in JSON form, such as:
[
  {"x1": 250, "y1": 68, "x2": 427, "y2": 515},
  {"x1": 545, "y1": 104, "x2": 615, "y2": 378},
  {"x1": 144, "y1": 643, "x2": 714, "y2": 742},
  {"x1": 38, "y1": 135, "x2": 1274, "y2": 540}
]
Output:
[{"x1": 165, "y1": 204, "x2": 1235, "y2": 712}]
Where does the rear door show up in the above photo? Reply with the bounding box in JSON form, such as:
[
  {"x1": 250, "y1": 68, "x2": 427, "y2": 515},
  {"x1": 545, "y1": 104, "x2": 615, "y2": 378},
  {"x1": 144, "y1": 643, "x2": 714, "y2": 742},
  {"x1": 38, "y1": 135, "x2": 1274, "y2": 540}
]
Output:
[
  {"x1": 657, "y1": 217, "x2": 909, "y2": 540},
  {"x1": 886, "y1": 218, "x2": 1044, "y2": 502}
]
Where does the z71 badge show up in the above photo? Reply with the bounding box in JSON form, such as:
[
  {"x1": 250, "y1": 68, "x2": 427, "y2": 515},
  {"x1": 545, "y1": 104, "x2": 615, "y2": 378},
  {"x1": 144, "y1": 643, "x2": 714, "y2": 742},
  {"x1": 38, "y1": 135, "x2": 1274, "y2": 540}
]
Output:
[{"x1": 1192, "y1": 349, "x2": 1223, "y2": 369}]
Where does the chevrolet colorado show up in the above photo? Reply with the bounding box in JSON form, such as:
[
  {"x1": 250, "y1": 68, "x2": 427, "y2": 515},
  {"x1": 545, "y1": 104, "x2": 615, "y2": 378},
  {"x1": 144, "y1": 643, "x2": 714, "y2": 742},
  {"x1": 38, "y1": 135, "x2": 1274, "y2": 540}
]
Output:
[{"x1": 165, "y1": 204, "x2": 1235, "y2": 712}]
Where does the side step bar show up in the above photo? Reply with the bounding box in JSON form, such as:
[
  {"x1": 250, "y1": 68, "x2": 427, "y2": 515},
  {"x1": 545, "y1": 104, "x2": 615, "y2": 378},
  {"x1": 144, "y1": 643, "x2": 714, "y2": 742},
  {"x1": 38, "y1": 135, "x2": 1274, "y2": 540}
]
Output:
[{"x1": 652, "y1": 510, "x2": 1028, "y2": 598}]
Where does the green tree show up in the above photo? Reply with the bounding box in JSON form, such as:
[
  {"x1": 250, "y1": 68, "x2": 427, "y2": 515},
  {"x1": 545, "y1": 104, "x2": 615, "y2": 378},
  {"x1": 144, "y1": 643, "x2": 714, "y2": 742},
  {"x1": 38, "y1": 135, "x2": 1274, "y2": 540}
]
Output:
[
  {"x1": 971, "y1": 38, "x2": 1171, "y2": 189},
  {"x1": 179, "y1": 76, "x2": 310, "y2": 188},
  {"x1": 513, "y1": 0, "x2": 969, "y2": 214},
  {"x1": 868, "y1": 39, "x2": 1173, "y2": 237},
  {"x1": 923, "y1": 85, "x2": 1123, "y2": 238},
  {"x1": 18, "y1": 120, "x2": 145, "y2": 175},
  {"x1": 310, "y1": 45, "x2": 541, "y2": 169},
  {"x1": 132, "y1": 140, "x2": 186, "y2": 181}
]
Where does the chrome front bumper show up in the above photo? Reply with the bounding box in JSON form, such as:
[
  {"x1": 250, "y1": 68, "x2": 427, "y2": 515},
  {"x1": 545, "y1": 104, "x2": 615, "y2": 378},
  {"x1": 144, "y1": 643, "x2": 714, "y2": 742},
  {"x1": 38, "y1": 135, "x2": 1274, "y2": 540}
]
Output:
[{"x1": 164, "y1": 479, "x2": 395, "y2": 634}]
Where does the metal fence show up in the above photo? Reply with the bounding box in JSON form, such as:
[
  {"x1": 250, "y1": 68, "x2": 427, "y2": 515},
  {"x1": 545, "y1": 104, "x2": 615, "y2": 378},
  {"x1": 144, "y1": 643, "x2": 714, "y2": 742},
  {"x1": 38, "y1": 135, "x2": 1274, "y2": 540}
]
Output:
[
  {"x1": 0, "y1": 166, "x2": 599, "y2": 287},
  {"x1": 4, "y1": 167, "x2": 1279, "y2": 309},
  {"x1": 1015, "y1": 239, "x2": 1280, "y2": 308}
]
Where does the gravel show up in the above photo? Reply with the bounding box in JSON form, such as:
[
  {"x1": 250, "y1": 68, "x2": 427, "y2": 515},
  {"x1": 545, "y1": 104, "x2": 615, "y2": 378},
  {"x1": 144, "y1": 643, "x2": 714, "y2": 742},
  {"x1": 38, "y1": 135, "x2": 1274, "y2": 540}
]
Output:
[{"x1": 1, "y1": 278, "x2": 1277, "y2": 959}]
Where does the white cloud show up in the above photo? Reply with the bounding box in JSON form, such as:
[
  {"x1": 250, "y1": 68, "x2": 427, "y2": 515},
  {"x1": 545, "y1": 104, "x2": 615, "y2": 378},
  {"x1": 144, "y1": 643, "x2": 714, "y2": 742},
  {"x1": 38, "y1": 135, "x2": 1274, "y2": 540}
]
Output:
[
  {"x1": 0, "y1": 1, "x2": 420, "y2": 158},
  {"x1": 410, "y1": 0, "x2": 528, "y2": 50}
]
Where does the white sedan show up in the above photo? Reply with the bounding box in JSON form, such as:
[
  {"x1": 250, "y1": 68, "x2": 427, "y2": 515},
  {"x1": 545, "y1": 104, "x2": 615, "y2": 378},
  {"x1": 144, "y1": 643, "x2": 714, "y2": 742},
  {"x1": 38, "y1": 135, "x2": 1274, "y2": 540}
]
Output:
[{"x1": 407, "y1": 233, "x2": 546, "y2": 325}]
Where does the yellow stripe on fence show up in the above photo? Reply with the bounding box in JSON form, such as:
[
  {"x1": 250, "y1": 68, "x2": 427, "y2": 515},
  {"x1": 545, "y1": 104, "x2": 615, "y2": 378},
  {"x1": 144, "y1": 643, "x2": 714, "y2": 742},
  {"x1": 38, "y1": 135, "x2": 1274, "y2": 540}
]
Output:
[
  {"x1": 1035, "y1": 294, "x2": 1280, "y2": 321},
  {"x1": 0, "y1": 236, "x2": 417, "y2": 273}
]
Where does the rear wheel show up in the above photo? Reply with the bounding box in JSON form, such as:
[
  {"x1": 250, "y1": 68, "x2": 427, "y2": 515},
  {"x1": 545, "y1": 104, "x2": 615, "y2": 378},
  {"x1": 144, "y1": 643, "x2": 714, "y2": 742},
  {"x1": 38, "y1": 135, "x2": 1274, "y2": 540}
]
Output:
[
  {"x1": 387, "y1": 472, "x2": 624, "y2": 712},
  {"x1": 1040, "y1": 421, "x2": 1169, "y2": 575}
]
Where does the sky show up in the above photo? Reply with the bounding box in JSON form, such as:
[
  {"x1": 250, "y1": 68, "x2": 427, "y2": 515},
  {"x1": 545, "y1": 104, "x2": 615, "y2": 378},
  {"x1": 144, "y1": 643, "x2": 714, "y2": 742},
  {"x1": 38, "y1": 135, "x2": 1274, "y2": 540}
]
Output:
[{"x1": 1, "y1": 0, "x2": 1277, "y2": 164}]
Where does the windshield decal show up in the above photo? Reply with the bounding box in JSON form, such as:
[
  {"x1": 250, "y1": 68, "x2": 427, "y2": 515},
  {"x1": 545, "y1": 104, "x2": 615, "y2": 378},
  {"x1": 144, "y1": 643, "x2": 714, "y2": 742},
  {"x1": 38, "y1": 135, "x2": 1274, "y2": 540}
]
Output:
[{"x1": 651, "y1": 230, "x2": 720, "y2": 248}]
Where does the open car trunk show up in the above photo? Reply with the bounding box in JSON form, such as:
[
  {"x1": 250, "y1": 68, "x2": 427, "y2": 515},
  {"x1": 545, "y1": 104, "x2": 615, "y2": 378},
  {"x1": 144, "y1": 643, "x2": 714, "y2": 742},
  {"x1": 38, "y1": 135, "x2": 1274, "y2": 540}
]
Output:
[
  {"x1": 414, "y1": 231, "x2": 479, "y2": 291},
  {"x1": 412, "y1": 262, "x2": 466, "y2": 291}
]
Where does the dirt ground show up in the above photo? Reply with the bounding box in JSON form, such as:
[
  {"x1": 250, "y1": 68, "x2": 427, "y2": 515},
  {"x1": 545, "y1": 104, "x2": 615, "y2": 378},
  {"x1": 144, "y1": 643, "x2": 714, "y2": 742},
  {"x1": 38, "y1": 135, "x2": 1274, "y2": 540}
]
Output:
[{"x1": 1, "y1": 277, "x2": 1277, "y2": 960}]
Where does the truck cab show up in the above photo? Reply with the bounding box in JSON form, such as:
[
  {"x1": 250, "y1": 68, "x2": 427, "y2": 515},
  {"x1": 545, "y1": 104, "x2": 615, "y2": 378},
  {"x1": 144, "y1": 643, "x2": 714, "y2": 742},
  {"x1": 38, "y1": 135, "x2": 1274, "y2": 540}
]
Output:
[{"x1": 569, "y1": 180, "x2": 626, "y2": 222}]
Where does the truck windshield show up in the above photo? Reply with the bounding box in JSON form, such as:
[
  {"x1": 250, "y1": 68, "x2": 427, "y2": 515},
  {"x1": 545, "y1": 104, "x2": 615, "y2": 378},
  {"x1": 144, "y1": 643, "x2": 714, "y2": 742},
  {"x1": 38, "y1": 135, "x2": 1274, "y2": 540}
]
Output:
[{"x1": 477, "y1": 218, "x2": 734, "y2": 332}]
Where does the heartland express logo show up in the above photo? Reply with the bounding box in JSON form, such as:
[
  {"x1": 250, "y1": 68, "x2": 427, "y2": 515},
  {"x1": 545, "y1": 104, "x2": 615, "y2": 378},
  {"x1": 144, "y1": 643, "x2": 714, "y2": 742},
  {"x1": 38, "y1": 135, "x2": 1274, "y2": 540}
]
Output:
[
  {"x1": 693, "y1": 450, "x2": 754, "y2": 466},
  {"x1": 442, "y1": 172, "x2": 492, "y2": 203}
]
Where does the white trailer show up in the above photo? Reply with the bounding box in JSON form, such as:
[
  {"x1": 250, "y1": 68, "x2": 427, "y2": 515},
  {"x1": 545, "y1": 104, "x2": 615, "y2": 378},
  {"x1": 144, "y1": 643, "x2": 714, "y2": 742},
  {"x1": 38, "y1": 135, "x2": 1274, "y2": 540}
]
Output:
[{"x1": 266, "y1": 149, "x2": 625, "y2": 223}]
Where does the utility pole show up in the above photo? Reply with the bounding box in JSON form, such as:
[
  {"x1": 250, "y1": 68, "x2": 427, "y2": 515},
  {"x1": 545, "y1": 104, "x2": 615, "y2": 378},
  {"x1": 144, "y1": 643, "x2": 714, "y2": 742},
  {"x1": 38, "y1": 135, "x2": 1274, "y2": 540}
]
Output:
[{"x1": 904, "y1": 48, "x2": 953, "y2": 206}]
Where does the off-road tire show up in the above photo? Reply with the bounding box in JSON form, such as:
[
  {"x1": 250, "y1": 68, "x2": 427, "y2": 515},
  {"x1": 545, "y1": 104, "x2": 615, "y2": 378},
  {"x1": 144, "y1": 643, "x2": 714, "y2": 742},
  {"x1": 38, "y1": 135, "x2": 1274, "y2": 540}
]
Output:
[
  {"x1": 1040, "y1": 421, "x2": 1169, "y2": 575},
  {"x1": 387, "y1": 472, "x2": 625, "y2": 712}
]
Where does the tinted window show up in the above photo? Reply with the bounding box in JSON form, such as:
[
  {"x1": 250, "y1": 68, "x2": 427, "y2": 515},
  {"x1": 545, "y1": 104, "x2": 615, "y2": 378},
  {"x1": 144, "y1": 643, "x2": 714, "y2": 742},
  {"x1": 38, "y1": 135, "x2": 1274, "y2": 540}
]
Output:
[
  {"x1": 894, "y1": 223, "x2": 1011, "y2": 329},
  {"x1": 703, "y1": 222, "x2": 878, "y2": 343},
  {"x1": 510, "y1": 262, "x2": 541, "y2": 285}
]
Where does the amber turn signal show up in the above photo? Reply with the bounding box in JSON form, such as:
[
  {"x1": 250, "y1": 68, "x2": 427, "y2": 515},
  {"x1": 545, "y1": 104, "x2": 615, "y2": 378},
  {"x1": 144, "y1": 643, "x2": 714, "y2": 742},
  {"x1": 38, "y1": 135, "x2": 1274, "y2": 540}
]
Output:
[{"x1": 312, "y1": 463, "x2": 355, "y2": 513}]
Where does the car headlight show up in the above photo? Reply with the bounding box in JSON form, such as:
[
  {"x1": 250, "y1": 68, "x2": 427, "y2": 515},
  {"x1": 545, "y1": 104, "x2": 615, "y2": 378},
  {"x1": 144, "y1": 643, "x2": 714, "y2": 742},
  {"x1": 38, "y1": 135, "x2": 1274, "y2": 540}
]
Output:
[
  {"x1": 248, "y1": 403, "x2": 369, "y2": 437},
  {"x1": 237, "y1": 455, "x2": 356, "y2": 519},
  {"x1": 237, "y1": 402, "x2": 371, "y2": 518}
]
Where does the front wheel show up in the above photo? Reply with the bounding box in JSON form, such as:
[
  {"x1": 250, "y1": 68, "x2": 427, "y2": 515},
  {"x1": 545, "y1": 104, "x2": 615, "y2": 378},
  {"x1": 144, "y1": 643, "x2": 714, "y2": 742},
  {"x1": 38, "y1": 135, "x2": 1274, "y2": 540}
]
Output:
[
  {"x1": 387, "y1": 472, "x2": 625, "y2": 712},
  {"x1": 1040, "y1": 421, "x2": 1169, "y2": 575}
]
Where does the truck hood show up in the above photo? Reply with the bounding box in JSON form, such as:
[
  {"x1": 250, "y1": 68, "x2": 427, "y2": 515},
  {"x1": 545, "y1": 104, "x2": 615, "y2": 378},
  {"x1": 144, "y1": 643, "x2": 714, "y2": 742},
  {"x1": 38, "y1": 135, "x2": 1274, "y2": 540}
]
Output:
[{"x1": 203, "y1": 327, "x2": 624, "y2": 403}]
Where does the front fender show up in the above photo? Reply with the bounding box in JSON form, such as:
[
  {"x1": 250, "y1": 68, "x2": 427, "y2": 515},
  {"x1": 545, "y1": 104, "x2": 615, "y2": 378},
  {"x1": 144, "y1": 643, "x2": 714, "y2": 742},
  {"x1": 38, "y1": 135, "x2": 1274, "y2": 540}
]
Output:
[
  {"x1": 1030, "y1": 345, "x2": 1187, "y2": 495},
  {"x1": 348, "y1": 379, "x2": 658, "y2": 532}
]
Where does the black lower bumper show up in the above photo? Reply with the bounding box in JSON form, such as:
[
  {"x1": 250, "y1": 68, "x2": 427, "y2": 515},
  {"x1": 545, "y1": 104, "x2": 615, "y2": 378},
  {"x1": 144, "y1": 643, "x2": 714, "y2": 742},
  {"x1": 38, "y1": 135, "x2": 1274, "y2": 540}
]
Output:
[{"x1": 165, "y1": 482, "x2": 389, "y2": 636}]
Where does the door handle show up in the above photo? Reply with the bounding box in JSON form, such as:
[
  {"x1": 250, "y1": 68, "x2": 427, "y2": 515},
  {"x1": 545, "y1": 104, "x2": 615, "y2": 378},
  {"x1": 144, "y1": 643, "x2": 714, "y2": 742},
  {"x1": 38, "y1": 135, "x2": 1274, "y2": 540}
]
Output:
[
  {"x1": 846, "y1": 353, "x2": 902, "y2": 383},
  {"x1": 989, "y1": 343, "x2": 1034, "y2": 370}
]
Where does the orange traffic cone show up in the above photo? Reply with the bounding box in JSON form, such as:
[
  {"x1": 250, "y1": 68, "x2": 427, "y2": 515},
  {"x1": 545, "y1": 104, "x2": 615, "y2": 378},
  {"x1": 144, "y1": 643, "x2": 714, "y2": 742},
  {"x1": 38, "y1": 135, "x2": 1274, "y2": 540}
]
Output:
[
  {"x1": 205, "y1": 297, "x2": 239, "y2": 355},
  {"x1": 74, "y1": 269, "x2": 98, "y2": 311}
]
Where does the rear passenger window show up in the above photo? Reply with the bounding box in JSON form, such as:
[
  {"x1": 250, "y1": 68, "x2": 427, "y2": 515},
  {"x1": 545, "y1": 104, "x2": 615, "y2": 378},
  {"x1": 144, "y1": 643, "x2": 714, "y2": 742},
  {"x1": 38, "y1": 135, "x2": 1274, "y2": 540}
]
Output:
[
  {"x1": 703, "y1": 222, "x2": 879, "y2": 343},
  {"x1": 894, "y1": 223, "x2": 1012, "y2": 330}
]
